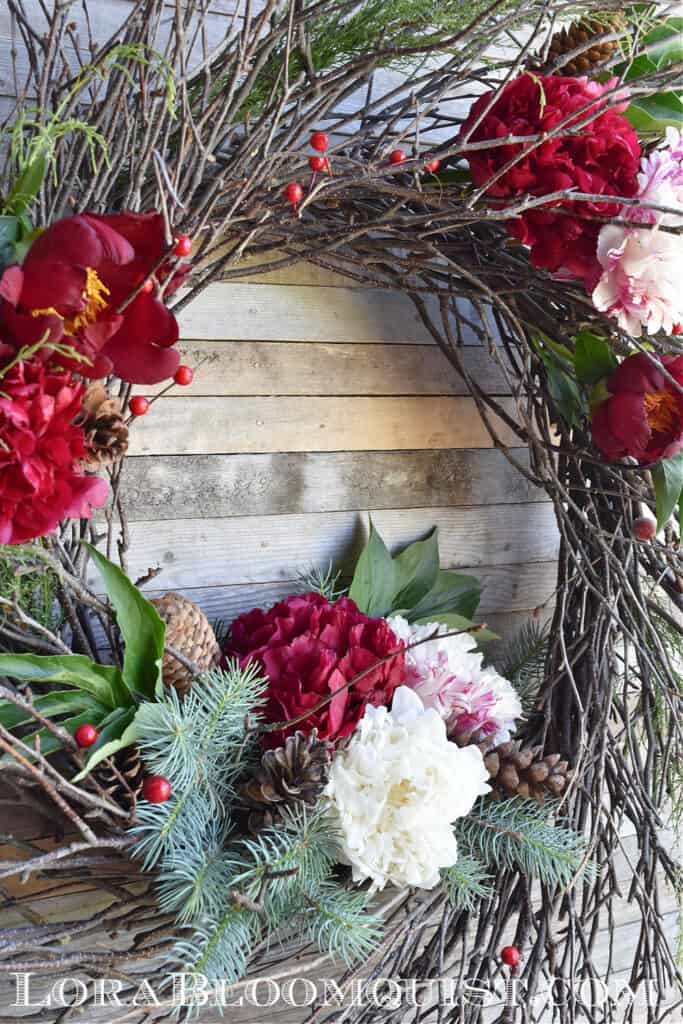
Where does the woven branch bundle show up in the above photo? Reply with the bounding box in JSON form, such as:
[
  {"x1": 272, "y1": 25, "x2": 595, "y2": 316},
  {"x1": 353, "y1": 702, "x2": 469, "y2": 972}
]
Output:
[{"x1": 0, "y1": 1, "x2": 681, "y2": 1022}]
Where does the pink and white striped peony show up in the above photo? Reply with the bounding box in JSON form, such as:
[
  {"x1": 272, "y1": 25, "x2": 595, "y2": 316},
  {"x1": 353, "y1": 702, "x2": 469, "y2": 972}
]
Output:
[
  {"x1": 387, "y1": 616, "x2": 522, "y2": 746},
  {"x1": 591, "y1": 128, "x2": 683, "y2": 337}
]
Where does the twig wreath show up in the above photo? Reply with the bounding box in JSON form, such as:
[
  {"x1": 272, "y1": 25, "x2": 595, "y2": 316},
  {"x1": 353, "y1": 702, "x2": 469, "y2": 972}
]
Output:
[{"x1": 0, "y1": 0, "x2": 682, "y2": 1021}]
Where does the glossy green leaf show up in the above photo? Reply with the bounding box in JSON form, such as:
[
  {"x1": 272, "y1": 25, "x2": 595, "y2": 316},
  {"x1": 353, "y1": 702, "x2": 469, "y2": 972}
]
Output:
[
  {"x1": 86, "y1": 544, "x2": 165, "y2": 700},
  {"x1": 19, "y1": 709, "x2": 110, "y2": 760},
  {"x1": 0, "y1": 215, "x2": 19, "y2": 271},
  {"x1": 652, "y1": 453, "x2": 683, "y2": 529},
  {"x1": 406, "y1": 570, "x2": 481, "y2": 623},
  {"x1": 392, "y1": 528, "x2": 440, "y2": 610},
  {"x1": 348, "y1": 520, "x2": 397, "y2": 617},
  {"x1": 0, "y1": 653, "x2": 129, "y2": 708},
  {"x1": 573, "y1": 331, "x2": 618, "y2": 387},
  {"x1": 541, "y1": 353, "x2": 585, "y2": 428},
  {"x1": 0, "y1": 689, "x2": 110, "y2": 729},
  {"x1": 4, "y1": 152, "x2": 48, "y2": 216},
  {"x1": 626, "y1": 92, "x2": 683, "y2": 132},
  {"x1": 73, "y1": 707, "x2": 139, "y2": 780}
]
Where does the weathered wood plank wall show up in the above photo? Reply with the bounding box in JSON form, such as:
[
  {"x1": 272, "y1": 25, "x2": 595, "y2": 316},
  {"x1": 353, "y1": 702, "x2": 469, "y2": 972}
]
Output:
[{"x1": 116, "y1": 262, "x2": 558, "y2": 639}]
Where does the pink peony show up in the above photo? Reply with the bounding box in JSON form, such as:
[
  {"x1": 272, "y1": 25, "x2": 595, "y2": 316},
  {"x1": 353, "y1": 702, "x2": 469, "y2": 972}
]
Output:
[
  {"x1": 592, "y1": 128, "x2": 683, "y2": 336},
  {"x1": 224, "y1": 593, "x2": 406, "y2": 747}
]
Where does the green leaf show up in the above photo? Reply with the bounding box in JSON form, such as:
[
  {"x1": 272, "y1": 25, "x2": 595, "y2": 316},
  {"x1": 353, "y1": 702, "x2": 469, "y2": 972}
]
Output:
[
  {"x1": 652, "y1": 454, "x2": 683, "y2": 530},
  {"x1": 19, "y1": 709, "x2": 110, "y2": 760},
  {"x1": 626, "y1": 92, "x2": 683, "y2": 132},
  {"x1": 0, "y1": 689, "x2": 110, "y2": 730},
  {"x1": 392, "y1": 528, "x2": 440, "y2": 610},
  {"x1": 86, "y1": 544, "x2": 165, "y2": 700},
  {"x1": 573, "y1": 331, "x2": 618, "y2": 387},
  {"x1": 0, "y1": 653, "x2": 129, "y2": 708},
  {"x1": 4, "y1": 152, "x2": 48, "y2": 216},
  {"x1": 407, "y1": 570, "x2": 481, "y2": 623},
  {"x1": 73, "y1": 706, "x2": 139, "y2": 780},
  {"x1": 622, "y1": 53, "x2": 658, "y2": 81},
  {"x1": 0, "y1": 215, "x2": 19, "y2": 271},
  {"x1": 348, "y1": 521, "x2": 397, "y2": 617},
  {"x1": 415, "y1": 612, "x2": 499, "y2": 644},
  {"x1": 540, "y1": 353, "x2": 584, "y2": 428}
]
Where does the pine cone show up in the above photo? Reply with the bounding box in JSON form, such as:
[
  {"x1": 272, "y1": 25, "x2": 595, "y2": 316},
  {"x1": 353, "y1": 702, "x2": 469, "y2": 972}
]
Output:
[
  {"x1": 241, "y1": 729, "x2": 333, "y2": 831},
  {"x1": 78, "y1": 382, "x2": 129, "y2": 471},
  {"x1": 543, "y1": 16, "x2": 625, "y2": 77},
  {"x1": 484, "y1": 741, "x2": 572, "y2": 805},
  {"x1": 151, "y1": 591, "x2": 220, "y2": 696},
  {"x1": 91, "y1": 745, "x2": 143, "y2": 813}
]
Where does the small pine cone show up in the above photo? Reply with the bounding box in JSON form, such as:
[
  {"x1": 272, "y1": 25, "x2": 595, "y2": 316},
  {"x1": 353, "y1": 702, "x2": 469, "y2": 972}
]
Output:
[
  {"x1": 241, "y1": 729, "x2": 333, "y2": 832},
  {"x1": 484, "y1": 741, "x2": 572, "y2": 805},
  {"x1": 543, "y1": 16, "x2": 625, "y2": 77},
  {"x1": 92, "y1": 745, "x2": 143, "y2": 813},
  {"x1": 78, "y1": 382, "x2": 129, "y2": 471},
  {"x1": 151, "y1": 591, "x2": 220, "y2": 696}
]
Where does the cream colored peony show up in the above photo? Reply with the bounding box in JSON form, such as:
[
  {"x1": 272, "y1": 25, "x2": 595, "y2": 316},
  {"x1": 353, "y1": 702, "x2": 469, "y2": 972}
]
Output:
[{"x1": 324, "y1": 686, "x2": 491, "y2": 892}]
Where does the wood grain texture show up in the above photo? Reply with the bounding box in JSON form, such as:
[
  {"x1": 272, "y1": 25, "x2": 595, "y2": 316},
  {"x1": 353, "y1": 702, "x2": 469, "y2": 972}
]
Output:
[
  {"x1": 139, "y1": 560, "x2": 556, "y2": 622},
  {"x1": 120, "y1": 448, "x2": 544, "y2": 521},
  {"x1": 175, "y1": 283, "x2": 480, "y2": 345},
  {"x1": 149, "y1": 340, "x2": 512, "y2": 397},
  {"x1": 128, "y1": 396, "x2": 520, "y2": 455},
  {"x1": 97, "y1": 504, "x2": 559, "y2": 591}
]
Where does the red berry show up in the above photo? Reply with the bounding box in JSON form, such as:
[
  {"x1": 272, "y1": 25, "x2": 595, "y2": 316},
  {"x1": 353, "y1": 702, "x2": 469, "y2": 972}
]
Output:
[
  {"x1": 309, "y1": 155, "x2": 328, "y2": 172},
  {"x1": 173, "y1": 235, "x2": 193, "y2": 258},
  {"x1": 141, "y1": 277, "x2": 155, "y2": 294},
  {"x1": 174, "y1": 365, "x2": 194, "y2": 386},
  {"x1": 310, "y1": 131, "x2": 329, "y2": 152},
  {"x1": 142, "y1": 775, "x2": 172, "y2": 803},
  {"x1": 129, "y1": 396, "x2": 150, "y2": 417},
  {"x1": 285, "y1": 182, "x2": 304, "y2": 205},
  {"x1": 424, "y1": 156, "x2": 441, "y2": 173},
  {"x1": 674, "y1": 323, "x2": 683, "y2": 336},
  {"x1": 501, "y1": 946, "x2": 521, "y2": 968},
  {"x1": 633, "y1": 516, "x2": 657, "y2": 541},
  {"x1": 74, "y1": 723, "x2": 98, "y2": 748},
  {"x1": 389, "y1": 149, "x2": 407, "y2": 164}
]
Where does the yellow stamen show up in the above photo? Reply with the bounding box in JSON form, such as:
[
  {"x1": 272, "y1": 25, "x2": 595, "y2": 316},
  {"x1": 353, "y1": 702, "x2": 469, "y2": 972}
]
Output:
[
  {"x1": 643, "y1": 390, "x2": 678, "y2": 435},
  {"x1": 31, "y1": 267, "x2": 110, "y2": 334}
]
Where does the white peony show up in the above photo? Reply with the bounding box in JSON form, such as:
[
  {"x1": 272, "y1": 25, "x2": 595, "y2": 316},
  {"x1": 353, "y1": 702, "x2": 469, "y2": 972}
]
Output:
[
  {"x1": 324, "y1": 686, "x2": 491, "y2": 892},
  {"x1": 387, "y1": 615, "x2": 522, "y2": 745}
]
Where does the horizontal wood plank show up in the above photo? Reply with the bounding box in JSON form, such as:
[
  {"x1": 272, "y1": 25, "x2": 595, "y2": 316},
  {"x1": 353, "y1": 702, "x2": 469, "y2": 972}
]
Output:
[
  {"x1": 150, "y1": 341, "x2": 511, "y2": 397},
  {"x1": 128, "y1": 396, "x2": 519, "y2": 455},
  {"x1": 175, "y1": 283, "x2": 481, "y2": 345},
  {"x1": 120, "y1": 448, "x2": 544, "y2": 520},
  {"x1": 139, "y1": 560, "x2": 557, "y2": 621},
  {"x1": 100, "y1": 505, "x2": 559, "y2": 592}
]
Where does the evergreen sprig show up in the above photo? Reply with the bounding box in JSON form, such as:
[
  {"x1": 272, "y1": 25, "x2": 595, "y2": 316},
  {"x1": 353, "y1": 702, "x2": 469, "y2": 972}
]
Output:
[
  {"x1": 300, "y1": 881, "x2": 384, "y2": 966},
  {"x1": 442, "y1": 854, "x2": 494, "y2": 911},
  {"x1": 496, "y1": 618, "x2": 549, "y2": 712},
  {"x1": 457, "y1": 798, "x2": 592, "y2": 888}
]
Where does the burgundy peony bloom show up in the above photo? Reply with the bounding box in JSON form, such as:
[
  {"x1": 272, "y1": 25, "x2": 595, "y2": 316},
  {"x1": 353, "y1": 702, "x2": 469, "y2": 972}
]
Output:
[
  {"x1": 225, "y1": 593, "x2": 406, "y2": 747},
  {"x1": 0, "y1": 354, "x2": 108, "y2": 544},
  {"x1": 591, "y1": 352, "x2": 683, "y2": 464},
  {"x1": 0, "y1": 212, "x2": 183, "y2": 384},
  {"x1": 459, "y1": 74, "x2": 640, "y2": 282}
]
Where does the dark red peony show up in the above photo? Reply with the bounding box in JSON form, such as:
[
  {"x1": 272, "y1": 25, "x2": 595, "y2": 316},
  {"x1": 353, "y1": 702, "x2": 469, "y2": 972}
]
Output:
[
  {"x1": 459, "y1": 74, "x2": 640, "y2": 282},
  {"x1": 224, "y1": 592, "x2": 406, "y2": 747},
  {"x1": 0, "y1": 354, "x2": 108, "y2": 544},
  {"x1": 591, "y1": 353, "x2": 683, "y2": 464},
  {"x1": 0, "y1": 212, "x2": 184, "y2": 384}
]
